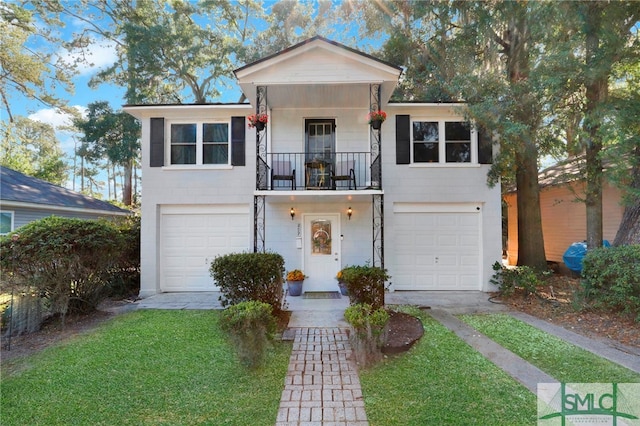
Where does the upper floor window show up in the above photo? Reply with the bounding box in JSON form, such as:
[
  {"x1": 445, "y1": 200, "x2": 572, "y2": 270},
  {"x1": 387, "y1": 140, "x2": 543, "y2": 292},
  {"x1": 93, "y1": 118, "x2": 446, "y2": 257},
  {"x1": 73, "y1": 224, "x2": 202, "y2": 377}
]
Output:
[
  {"x1": 412, "y1": 120, "x2": 474, "y2": 164},
  {"x1": 169, "y1": 121, "x2": 229, "y2": 165}
]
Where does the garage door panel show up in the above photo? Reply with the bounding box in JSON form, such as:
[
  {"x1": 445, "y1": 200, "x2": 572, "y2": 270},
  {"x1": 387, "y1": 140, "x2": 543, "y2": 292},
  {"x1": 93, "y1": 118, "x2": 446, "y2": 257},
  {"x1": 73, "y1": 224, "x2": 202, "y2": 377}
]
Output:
[
  {"x1": 393, "y1": 210, "x2": 480, "y2": 290},
  {"x1": 161, "y1": 208, "x2": 249, "y2": 292},
  {"x1": 437, "y1": 255, "x2": 457, "y2": 266}
]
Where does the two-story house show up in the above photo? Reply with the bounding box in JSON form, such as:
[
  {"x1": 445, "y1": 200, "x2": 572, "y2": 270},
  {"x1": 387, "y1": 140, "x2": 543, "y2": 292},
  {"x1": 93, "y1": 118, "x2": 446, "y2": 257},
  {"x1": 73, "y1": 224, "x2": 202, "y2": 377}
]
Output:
[{"x1": 125, "y1": 36, "x2": 501, "y2": 298}]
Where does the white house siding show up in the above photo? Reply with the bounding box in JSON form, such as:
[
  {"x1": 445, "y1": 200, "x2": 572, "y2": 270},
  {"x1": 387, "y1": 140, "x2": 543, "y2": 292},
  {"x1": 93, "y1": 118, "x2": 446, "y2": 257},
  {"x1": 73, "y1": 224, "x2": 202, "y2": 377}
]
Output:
[
  {"x1": 132, "y1": 105, "x2": 255, "y2": 297},
  {"x1": 383, "y1": 105, "x2": 502, "y2": 292}
]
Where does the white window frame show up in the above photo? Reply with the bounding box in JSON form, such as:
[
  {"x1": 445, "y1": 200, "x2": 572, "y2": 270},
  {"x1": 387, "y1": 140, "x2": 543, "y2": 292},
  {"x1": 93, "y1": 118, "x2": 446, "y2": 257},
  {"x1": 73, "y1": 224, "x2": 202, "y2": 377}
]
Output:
[
  {"x1": 410, "y1": 119, "x2": 478, "y2": 166},
  {"x1": 166, "y1": 120, "x2": 231, "y2": 167},
  {"x1": 0, "y1": 210, "x2": 14, "y2": 235}
]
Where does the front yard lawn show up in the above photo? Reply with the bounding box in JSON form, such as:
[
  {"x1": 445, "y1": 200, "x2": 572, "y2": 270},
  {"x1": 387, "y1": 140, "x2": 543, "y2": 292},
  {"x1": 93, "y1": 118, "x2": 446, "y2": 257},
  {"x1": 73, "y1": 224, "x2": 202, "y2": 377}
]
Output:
[
  {"x1": 359, "y1": 307, "x2": 537, "y2": 425},
  {"x1": 460, "y1": 314, "x2": 640, "y2": 383},
  {"x1": 459, "y1": 313, "x2": 640, "y2": 384},
  {"x1": 1, "y1": 310, "x2": 291, "y2": 426}
]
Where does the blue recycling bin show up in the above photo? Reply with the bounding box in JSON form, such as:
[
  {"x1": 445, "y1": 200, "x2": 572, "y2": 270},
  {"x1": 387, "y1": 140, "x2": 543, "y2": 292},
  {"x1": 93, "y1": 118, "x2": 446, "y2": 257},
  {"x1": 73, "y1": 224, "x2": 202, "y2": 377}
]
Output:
[{"x1": 562, "y1": 240, "x2": 610, "y2": 273}]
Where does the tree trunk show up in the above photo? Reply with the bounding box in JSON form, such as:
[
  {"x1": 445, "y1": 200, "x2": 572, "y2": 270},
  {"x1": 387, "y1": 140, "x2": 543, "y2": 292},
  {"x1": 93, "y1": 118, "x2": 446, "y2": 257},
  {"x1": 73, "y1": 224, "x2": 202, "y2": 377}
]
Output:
[
  {"x1": 583, "y1": 2, "x2": 606, "y2": 249},
  {"x1": 123, "y1": 160, "x2": 132, "y2": 206},
  {"x1": 515, "y1": 139, "x2": 547, "y2": 270},
  {"x1": 506, "y1": 5, "x2": 547, "y2": 270}
]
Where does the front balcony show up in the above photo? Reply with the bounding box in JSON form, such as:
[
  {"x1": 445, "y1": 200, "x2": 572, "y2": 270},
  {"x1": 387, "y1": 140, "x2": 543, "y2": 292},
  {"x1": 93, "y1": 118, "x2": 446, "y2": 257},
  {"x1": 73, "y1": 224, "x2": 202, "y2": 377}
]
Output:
[{"x1": 256, "y1": 152, "x2": 381, "y2": 191}]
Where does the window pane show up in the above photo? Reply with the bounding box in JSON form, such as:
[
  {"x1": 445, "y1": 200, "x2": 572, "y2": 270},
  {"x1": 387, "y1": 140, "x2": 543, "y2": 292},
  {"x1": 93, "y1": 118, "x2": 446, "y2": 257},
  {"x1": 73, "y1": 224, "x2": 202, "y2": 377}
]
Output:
[
  {"x1": 311, "y1": 219, "x2": 332, "y2": 255},
  {"x1": 446, "y1": 142, "x2": 471, "y2": 163},
  {"x1": 203, "y1": 144, "x2": 228, "y2": 164},
  {"x1": 171, "y1": 145, "x2": 196, "y2": 164},
  {"x1": 171, "y1": 124, "x2": 196, "y2": 143},
  {"x1": 0, "y1": 212, "x2": 12, "y2": 234},
  {"x1": 203, "y1": 123, "x2": 228, "y2": 142},
  {"x1": 414, "y1": 142, "x2": 439, "y2": 162},
  {"x1": 445, "y1": 122, "x2": 471, "y2": 163},
  {"x1": 445, "y1": 122, "x2": 470, "y2": 141},
  {"x1": 413, "y1": 121, "x2": 439, "y2": 163},
  {"x1": 413, "y1": 122, "x2": 438, "y2": 142}
]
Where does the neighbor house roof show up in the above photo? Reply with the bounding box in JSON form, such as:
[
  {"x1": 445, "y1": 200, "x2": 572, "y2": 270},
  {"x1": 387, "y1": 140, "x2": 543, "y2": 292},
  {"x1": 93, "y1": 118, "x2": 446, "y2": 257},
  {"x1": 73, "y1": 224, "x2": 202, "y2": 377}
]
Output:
[
  {"x1": 504, "y1": 155, "x2": 618, "y2": 194},
  {"x1": 0, "y1": 166, "x2": 129, "y2": 215}
]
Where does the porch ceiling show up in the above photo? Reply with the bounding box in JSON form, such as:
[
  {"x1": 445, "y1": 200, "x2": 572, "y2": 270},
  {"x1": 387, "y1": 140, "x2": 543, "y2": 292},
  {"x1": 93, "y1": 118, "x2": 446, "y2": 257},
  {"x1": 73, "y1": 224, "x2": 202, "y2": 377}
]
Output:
[{"x1": 239, "y1": 82, "x2": 396, "y2": 109}]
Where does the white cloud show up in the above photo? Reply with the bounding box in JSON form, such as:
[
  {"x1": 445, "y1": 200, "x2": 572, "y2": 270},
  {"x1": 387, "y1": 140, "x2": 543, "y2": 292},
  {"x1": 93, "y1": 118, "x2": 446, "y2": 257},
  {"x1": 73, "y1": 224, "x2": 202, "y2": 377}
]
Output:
[
  {"x1": 57, "y1": 39, "x2": 119, "y2": 77},
  {"x1": 28, "y1": 105, "x2": 87, "y2": 129}
]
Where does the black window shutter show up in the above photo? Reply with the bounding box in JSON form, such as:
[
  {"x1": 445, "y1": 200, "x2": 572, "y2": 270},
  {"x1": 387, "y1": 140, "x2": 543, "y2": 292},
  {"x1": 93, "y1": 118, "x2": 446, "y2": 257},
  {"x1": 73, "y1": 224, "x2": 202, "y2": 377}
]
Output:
[
  {"x1": 150, "y1": 117, "x2": 164, "y2": 167},
  {"x1": 231, "y1": 116, "x2": 246, "y2": 166},
  {"x1": 395, "y1": 115, "x2": 410, "y2": 164},
  {"x1": 478, "y1": 128, "x2": 493, "y2": 164}
]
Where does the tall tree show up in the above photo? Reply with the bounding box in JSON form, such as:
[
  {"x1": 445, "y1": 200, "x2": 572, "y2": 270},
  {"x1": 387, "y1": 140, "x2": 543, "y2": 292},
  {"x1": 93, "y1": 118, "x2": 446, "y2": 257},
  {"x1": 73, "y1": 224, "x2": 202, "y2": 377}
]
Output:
[
  {"x1": 0, "y1": 2, "x2": 78, "y2": 121},
  {"x1": 572, "y1": 2, "x2": 640, "y2": 249},
  {"x1": 74, "y1": 102, "x2": 140, "y2": 206},
  {"x1": 0, "y1": 117, "x2": 67, "y2": 185}
]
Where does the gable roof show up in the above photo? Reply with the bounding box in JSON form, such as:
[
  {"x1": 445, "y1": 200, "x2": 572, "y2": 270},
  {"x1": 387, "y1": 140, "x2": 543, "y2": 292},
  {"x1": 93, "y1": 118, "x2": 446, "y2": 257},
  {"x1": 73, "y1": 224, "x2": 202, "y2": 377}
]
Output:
[
  {"x1": 0, "y1": 166, "x2": 129, "y2": 215},
  {"x1": 234, "y1": 35, "x2": 402, "y2": 76},
  {"x1": 234, "y1": 36, "x2": 402, "y2": 108}
]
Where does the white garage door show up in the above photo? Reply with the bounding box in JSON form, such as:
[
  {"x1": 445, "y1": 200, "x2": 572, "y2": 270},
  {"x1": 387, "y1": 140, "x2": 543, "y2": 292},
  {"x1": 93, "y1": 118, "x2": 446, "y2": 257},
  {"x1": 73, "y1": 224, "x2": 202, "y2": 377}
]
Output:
[
  {"x1": 160, "y1": 205, "x2": 249, "y2": 292},
  {"x1": 393, "y1": 207, "x2": 480, "y2": 290}
]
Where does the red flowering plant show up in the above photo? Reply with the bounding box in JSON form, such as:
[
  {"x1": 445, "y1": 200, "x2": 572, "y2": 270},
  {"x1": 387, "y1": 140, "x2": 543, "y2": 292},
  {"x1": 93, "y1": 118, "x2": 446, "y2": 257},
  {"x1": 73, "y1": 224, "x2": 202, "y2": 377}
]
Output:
[
  {"x1": 367, "y1": 110, "x2": 387, "y2": 124},
  {"x1": 247, "y1": 113, "x2": 269, "y2": 128}
]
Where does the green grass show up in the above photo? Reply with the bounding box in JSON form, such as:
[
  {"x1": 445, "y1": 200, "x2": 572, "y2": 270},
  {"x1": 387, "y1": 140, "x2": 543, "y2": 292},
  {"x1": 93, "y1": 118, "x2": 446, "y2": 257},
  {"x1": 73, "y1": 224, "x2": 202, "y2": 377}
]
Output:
[
  {"x1": 459, "y1": 313, "x2": 640, "y2": 384},
  {"x1": 1, "y1": 310, "x2": 291, "y2": 426},
  {"x1": 359, "y1": 307, "x2": 537, "y2": 425}
]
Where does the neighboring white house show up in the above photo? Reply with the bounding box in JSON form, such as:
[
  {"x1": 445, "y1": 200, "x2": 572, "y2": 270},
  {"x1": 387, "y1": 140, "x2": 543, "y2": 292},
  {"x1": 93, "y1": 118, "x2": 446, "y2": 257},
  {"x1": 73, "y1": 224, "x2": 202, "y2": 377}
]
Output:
[
  {"x1": 124, "y1": 36, "x2": 502, "y2": 298},
  {"x1": 0, "y1": 166, "x2": 130, "y2": 235}
]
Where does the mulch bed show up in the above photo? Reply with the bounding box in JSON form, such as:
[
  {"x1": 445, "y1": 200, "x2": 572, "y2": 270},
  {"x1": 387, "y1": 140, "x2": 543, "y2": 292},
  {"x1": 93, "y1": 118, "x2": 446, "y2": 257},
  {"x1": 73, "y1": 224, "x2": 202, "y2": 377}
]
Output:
[{"x1": 497, "y1": 274, "x2": 640, "y2": 349}]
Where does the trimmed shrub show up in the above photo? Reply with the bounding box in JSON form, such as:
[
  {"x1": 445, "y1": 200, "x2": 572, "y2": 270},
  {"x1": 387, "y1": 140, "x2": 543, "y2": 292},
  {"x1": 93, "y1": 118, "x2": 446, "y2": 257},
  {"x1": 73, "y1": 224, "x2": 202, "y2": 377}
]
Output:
[
  {"x1": 490, "y1": 262, "x2": 544, "y2": 296},
  {"x1": 580, "y1": 245, "x2": 640, "y2": 321},
  {"x1": 340, "y1": 264, "x2": 390, "y2": 309},
  {"x1": 210, "y1": 252, "x2": 285, "y2": 313},
  {"x1": 0, "y1": 217, "x2": 124, "y2": 318},
  {"x1": 219, "y1": 301, "x2": 277, "y2": 368},
  {"x1": 344, "y1": 303, "x2": 390, "y2": 367}
]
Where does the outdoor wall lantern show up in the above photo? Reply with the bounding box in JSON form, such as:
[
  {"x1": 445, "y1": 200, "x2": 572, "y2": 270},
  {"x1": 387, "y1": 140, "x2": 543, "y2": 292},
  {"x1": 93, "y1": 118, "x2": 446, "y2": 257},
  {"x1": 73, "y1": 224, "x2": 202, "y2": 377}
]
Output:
[
  {"x1": 347, "y1": 207, "x2": 353, "y2": 220},
  {"x1": 290, "y1": 207, "x2": 295, "y2": 220}
]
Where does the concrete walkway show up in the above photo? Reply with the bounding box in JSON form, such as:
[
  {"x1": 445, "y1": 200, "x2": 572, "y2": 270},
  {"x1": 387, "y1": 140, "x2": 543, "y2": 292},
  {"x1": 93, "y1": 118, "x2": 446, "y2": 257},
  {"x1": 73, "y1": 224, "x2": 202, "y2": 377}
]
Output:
[{"x1": 133, "y1": 291, "x2": 640, "y2": 425}]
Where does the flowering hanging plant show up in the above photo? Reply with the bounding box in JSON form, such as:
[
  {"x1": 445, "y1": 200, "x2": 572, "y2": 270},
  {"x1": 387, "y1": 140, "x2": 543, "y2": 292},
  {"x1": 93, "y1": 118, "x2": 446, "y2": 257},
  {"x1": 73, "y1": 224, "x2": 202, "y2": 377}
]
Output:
[
  {"x1": 247, "y1": 113, "x2": 269, "y2": 128},
  {"x1": 367, "y1": 110, "x2": 387, "y2": 124},
  {"x1": 286, "y1": 269, "x2": 306, "y2": 281}
]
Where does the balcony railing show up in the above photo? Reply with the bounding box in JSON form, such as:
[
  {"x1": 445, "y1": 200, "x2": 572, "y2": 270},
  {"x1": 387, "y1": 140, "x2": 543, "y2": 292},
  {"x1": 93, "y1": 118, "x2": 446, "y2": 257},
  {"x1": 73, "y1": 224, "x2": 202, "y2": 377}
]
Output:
[{"x1": 257, "y1": 152, "x2": 380, "y2": 191}]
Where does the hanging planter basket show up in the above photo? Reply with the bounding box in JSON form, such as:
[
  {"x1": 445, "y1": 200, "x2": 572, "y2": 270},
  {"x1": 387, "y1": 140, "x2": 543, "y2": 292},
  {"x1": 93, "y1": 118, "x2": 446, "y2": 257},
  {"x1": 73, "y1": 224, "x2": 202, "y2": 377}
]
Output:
[
  {"x1": 367, "y1": 110, "x2": 387, "y2": 130},
  {"x1": 255, "y1": 121, "x2": 266, "y2": 132}
]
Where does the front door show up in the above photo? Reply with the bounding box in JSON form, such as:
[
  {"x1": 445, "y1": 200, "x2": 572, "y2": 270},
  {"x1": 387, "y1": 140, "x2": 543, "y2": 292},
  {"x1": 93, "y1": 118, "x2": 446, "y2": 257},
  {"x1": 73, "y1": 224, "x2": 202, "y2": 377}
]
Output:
[{"x1": 303, "y1": 214, "x2": 340, "y2": 292}]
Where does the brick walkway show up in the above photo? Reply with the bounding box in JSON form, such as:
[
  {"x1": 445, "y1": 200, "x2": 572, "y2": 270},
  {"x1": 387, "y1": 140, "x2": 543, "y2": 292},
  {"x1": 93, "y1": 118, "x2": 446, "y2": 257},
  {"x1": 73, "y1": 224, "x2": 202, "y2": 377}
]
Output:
[{"x1": 276, "y1": 327, "x2": 369, "y2": 426}]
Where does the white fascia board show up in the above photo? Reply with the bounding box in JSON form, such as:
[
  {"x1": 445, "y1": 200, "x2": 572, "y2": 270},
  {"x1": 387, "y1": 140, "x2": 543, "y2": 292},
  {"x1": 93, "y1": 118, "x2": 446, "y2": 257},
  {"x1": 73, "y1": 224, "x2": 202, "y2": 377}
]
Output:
[{"x1": 123, "y1": 104, "x2": 252, "y2": 119}]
